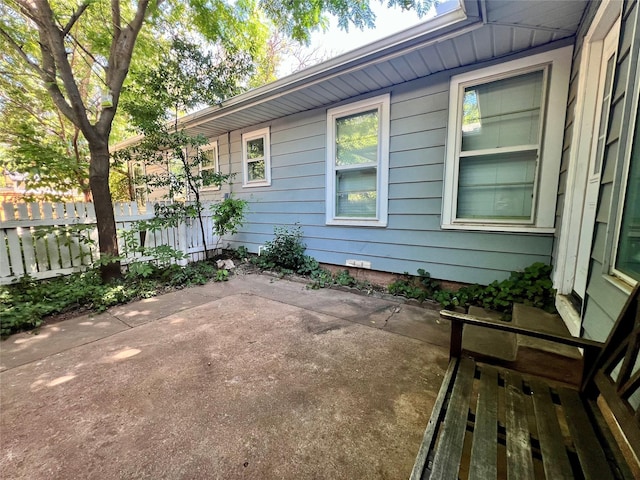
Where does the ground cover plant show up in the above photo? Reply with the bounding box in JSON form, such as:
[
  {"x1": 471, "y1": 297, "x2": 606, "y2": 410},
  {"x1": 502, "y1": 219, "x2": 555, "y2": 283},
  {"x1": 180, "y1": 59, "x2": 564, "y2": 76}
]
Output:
[
  {"x1": 388, "y1": 262, "x2": 556, "y2": 319},
  {"x1": 251, "y1": 225, "x2": 376, "y2": 291},
  {"x1": 0, "y1": 260, "x2": 229, "y2": 337}
]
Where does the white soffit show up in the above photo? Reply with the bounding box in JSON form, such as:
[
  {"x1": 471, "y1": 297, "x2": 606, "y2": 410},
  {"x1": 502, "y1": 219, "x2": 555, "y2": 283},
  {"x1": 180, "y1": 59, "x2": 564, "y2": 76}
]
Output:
[{"x1": 115, "y1": 0, "x2": 590, "y2": 148}]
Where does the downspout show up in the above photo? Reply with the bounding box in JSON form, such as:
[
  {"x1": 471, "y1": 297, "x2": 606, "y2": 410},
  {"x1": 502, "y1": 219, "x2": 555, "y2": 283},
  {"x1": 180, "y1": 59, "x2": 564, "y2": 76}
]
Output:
[
  {"x1": 227, "y1": 131, "x2": 232, "y2": 197},
  {"x1": 479, "y1": 0, "x2": 488, "y2": 24}
]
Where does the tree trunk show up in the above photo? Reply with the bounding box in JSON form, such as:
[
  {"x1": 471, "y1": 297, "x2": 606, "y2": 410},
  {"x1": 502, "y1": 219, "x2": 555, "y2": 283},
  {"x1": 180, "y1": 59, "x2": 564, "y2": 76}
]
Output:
[{"x1": 89, "y1": 140, "x2": 121, "y2": 282}]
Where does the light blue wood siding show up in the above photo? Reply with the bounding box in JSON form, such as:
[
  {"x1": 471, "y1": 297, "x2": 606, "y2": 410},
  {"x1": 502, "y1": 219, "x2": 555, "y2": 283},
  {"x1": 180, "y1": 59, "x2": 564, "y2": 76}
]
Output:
[
  {"x1": 582, "y1": 0, "x2": 639, "y2": 341},
  {"x1": 199, "y1": 48, "x2": 582, "y2": 285}
]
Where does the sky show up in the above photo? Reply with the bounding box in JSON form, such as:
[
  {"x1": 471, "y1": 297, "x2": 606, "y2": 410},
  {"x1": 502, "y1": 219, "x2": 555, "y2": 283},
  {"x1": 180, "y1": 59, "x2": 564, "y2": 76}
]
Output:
[{"x1": 278, "y1": 2, "x2": 436, "y2": 76}]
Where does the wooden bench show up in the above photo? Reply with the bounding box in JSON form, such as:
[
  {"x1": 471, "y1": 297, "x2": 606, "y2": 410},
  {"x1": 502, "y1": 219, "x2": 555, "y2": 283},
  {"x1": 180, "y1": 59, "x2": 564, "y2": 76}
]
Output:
[{"x1": 410, "y1": 285, "x2": 640, "y2": 480}]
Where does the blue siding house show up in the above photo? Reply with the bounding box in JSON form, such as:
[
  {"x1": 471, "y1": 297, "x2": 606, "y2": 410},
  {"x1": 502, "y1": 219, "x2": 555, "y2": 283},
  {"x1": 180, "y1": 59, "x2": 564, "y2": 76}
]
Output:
[{"x1": 124, "y1": 0, "x2": 639, "y2": 341}]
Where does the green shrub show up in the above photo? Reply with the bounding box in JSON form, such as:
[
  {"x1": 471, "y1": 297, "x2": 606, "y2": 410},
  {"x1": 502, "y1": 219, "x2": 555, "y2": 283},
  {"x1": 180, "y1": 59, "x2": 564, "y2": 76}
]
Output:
[
  {"x1": 215, "y1": 269, "x2": 230, "y2": 282},
  {"x1": 387, "y1": 262, "x2": 556, "y2": 318},
  {"x1": 334, "y1": 269, "x2": 357, "y2": 287},
  {"x1": 254, "y1": 225, "x2": 308, "y2": 272},
  {"x1": 233, "y1": 246, "x2": 250, "y2": 260},
  {"x1": 0, "y1": 259, "x2": 226, "y2": 336},
  {"x1": 308, "y1": 268, "x2": 334, "y2": 289},
  {"x1": 388, "y1": 273, "x2": 426, "y2": 300},
  {"x1": 211, "y1": 196, "x2": 248, "y2": 239}
]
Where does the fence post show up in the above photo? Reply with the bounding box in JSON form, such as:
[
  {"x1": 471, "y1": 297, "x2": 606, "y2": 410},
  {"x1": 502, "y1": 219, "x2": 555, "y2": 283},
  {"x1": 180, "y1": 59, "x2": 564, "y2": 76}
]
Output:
[{"x1": 178, "y1": 218, "x2": 188, "y2": 266}]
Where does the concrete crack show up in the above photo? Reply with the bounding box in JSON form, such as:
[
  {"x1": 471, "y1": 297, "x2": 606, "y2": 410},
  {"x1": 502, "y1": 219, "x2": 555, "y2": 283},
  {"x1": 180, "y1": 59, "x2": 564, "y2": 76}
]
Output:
[{"x1": 382, "y1": 306, "x2": 402, "y2": 329}]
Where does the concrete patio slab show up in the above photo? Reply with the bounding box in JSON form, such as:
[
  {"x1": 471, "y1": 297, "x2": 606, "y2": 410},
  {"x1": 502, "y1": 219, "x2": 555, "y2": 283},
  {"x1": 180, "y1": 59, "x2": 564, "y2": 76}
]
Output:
[
  {"x1": 0, "y1": 312, "x2": 129, "y2": 372},
  {"x1": 108, "y1": 288, "x2": 214, "y2": 327},
  {"x1": 0, "y1": 274, "x2": 449, "y2": 480}
]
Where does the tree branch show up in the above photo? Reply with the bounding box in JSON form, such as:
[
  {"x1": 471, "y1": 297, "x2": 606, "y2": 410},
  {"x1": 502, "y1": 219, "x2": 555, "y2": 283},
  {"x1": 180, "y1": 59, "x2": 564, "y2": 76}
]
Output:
[
  {"x1": 0, "y1": 26, "x2": 47, "y2": 78},
  {"x1": 98, "y1": 0, "x2": 151, "y2": 133},
  {"x1": 112, "y1": 0, "x2": 121, "y2": 36},
  {"x1": 36, "y1": 28, "x2": 82, "y2": 127},
  {"x1": 62, "y1": 1, "x2": 91, "y2": 35},
  {"x1": 10, "y1": 0, "x2": 39, "y2": 24},
  {"x1": 33, "y1": 0, "x2": 96, "y2": 141}
]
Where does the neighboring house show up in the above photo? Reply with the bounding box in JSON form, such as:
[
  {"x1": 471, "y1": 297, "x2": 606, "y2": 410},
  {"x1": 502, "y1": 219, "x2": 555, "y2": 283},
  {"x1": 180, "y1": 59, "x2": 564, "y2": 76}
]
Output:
[
  {"x1": 120, "y1": 0, "x2": 639, "y2": 341},
  {"x1": 0, "y1": 170, "x2": 84, "y2": 203}
]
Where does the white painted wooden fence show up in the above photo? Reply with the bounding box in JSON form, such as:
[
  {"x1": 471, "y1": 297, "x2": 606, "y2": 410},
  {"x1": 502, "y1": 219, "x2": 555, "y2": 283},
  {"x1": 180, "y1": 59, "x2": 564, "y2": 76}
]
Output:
[{"x1": 0, "y1": 201, "x2": 218, "y2": 285}]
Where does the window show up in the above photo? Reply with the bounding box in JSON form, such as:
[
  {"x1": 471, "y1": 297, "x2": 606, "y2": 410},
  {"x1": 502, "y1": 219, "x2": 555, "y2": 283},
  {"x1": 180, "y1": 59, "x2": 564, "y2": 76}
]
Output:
[
  {"x1": 242, "y1": 128, "x2": 271, "y2": 187},
  {"x1": 442, "y1": 47, "x2": 572, "y2": 232},
  {"x1": 613, "y1": 107, "x2": 640, "y2": 283},
  {"x1": 131, "y1": 162, "x2": 147, "y2": 207},
  {"x1": 199, "y1": 142, "x2": 219, "y2": 190},
  {"x1": 168, "y1": 155, "x2": 186, "y2": 201},
  {"x1": 326, "y1": 94, "x2": 390, "y2": 226}
]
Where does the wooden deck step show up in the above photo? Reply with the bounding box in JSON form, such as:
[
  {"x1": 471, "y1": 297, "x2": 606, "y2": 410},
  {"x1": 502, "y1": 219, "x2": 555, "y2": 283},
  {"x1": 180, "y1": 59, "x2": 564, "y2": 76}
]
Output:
[
  {"x1": 463, "y1": 306, "x2": 517, "y2": 361},
  {"x1": 513, "y1": 304, "x2": 582, "y2": 360},
  {"x1": 512, "y1": 304, "x2": 584, "y2": 385},
  {"x1": 461, "y1": 304, "x2": 584, "y2": 385}
]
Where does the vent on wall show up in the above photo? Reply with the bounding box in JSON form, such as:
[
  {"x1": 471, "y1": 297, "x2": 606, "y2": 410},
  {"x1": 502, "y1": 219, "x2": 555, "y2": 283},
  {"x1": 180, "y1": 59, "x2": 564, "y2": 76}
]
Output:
[{"x1": 346, "y1": 259, "x2": 371, "y2": 269}]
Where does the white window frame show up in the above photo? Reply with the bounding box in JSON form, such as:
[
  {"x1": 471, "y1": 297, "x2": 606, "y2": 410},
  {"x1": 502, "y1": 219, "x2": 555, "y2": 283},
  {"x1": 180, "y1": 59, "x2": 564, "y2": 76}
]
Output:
[
  {"x1": 325, "y1": 94, "x2": 390, "y2": 227},
  {"x1": 609, "y1": 58, "x2": 640, "y2": 287},
  {"x1": 130, "y1": 161, "x2": 147, "y2": 206},
  {"x1": 242, "y1": 127, "x2": 271, "y2": 187},
  {"x1": 442, "y1": 46, "x2": 572, "y2": 233},
  {"x1": 199, "y1": 141, "x2": 220, "y2": 191},
  {"x1": 167, "y1": 154, "x2": 187, "y2": 201}
]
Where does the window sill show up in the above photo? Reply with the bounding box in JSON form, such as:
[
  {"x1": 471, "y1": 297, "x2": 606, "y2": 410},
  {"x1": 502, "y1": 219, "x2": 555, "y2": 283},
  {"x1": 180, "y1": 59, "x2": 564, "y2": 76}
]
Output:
[
  {"x1": 326, "y1": 218, "x2": 387, "y2": 227},
  {"x1": 555, "y1": 294, "x2": 582, "y2": 337},
  {"x1": 603, "y1": 274, "x2": 636, "y2": 294},
  {"x1": 441, "y1": 222, "x2": 555, "y2": 234},
  {"x1": 242, "y1": 181, "x2": 271, "y2": 188}
]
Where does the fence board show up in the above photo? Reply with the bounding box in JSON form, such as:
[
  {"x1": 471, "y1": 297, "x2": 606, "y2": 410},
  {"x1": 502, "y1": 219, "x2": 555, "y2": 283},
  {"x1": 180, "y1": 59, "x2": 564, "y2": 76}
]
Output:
[
  {"x1": 40, "y1": 203, "x2": 61, "y2": 271},
  {"x1": 65, "y1": 203, "x2": 82, "y2": 268},
  {"x1": 4, "y1": 204, "x2": 24, "y2": 278},
  {"x1": 30, "y1": 202, "x2": 50, "y2": 272},
  {"x1": 86, "y1": 203, "x2": 99, "y2": 264},
  {"x1": 17, "y1": 204, "x2": 38, "y2": 275},
  {"x1": 0, "y1": 230, "x2": 11, "y2": 278},
  {"x1": 0, "y1": 200, "x2": 219, "y2": 284},
  {"x1": 75, "y1": 203, "x2": 90, "y2": 265}
]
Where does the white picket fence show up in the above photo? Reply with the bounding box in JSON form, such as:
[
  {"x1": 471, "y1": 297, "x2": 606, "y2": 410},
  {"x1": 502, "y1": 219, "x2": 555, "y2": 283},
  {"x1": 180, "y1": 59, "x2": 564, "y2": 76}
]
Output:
[{"x1": 0, "y1": 201, "x2": 219, "y2": 285}]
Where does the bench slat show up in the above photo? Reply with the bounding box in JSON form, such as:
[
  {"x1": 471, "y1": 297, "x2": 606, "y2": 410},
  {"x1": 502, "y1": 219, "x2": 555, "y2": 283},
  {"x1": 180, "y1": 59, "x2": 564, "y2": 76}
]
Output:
[
  {"x1": 429, "y1": 357, "x2": 476, "y2": 480},
  {"x1": 504, "y1": 370, "x2": 535, "y2": 480},
  {"x1": 469, "y1": 365, "x2": 498, "y2": 480},
  {"x1": 557, "y1": 387, "x2": 615, "y2": 480},
  {"x1": 530, "y1": 379, "x2": 574, "y2": 479},
  {"x1": 595, "y1": 372, "x2": 640, "y2": 465},
  {"x1": 409, "y1": 358, "x2": 459, "y2": 480}
]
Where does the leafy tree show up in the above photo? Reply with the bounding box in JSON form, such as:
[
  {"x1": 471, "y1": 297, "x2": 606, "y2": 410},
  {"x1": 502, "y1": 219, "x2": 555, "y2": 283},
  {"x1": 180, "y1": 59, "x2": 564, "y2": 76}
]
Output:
[
  {"x1": 114, "y1": 36, "x2": 252, "y2": 256},
  {"x1": 0, "y1": 46, "x2": 93, "y2": 201},
  {"x1": 0, "y1": 0, "x2": 433, "y2": 282}
]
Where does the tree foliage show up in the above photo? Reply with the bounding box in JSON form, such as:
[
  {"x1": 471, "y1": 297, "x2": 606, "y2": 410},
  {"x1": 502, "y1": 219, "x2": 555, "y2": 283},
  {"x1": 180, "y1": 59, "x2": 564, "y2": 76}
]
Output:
[{"x1": 0, "y1": 38, "x2": 94, "y2": 200}]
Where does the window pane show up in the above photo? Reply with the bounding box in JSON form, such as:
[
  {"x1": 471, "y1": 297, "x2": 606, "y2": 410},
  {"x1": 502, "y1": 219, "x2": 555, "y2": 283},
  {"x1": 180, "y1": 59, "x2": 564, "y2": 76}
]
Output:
[
  {"x1": 594, "y1": 55, "x2": 615, "y2": 175},
  {"x1": 202, "y1": 148, "x2": 217, "y2": 169},
  {"x1": 616, "y1": 114, "x2": 640, "y2": 280},
  {"x1": 247, "y1": 138, "x2": 264, "y2": 159},
  {"x1": 336, "y1": 168, "x2": 377, "y2": 217},
  {"x1": 248, "y1": 159, "x2": 265, "y2": 182},
  {"x1": 336, "y1": 110, "x2": 379, "y2": 166},
  {"x1": 462, "y1": 70, "x2": 544, "y2": 151},
  {"x1": 457, "y1": 150, "x2": 537, "y2": 220}
]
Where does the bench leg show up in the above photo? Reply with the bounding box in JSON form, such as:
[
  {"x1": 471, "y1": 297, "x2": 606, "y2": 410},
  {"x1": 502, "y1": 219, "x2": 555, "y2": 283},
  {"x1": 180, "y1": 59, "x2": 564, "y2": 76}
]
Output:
[{"x1": 450, "y1": 319, "x2": 463, "y2": 359}]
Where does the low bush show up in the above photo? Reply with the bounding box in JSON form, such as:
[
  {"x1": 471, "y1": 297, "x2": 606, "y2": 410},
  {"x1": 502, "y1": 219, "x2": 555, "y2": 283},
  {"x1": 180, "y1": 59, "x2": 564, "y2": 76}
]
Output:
[
  {"x1": 253, "y1": 225, "x2": 307, "y2": 272},
  {"x1": 388, "y1": 262, "x2": 556, "y2": 318},
  {"x1": 0, "y1": 259, "x2": 228, "y2": 337}
]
